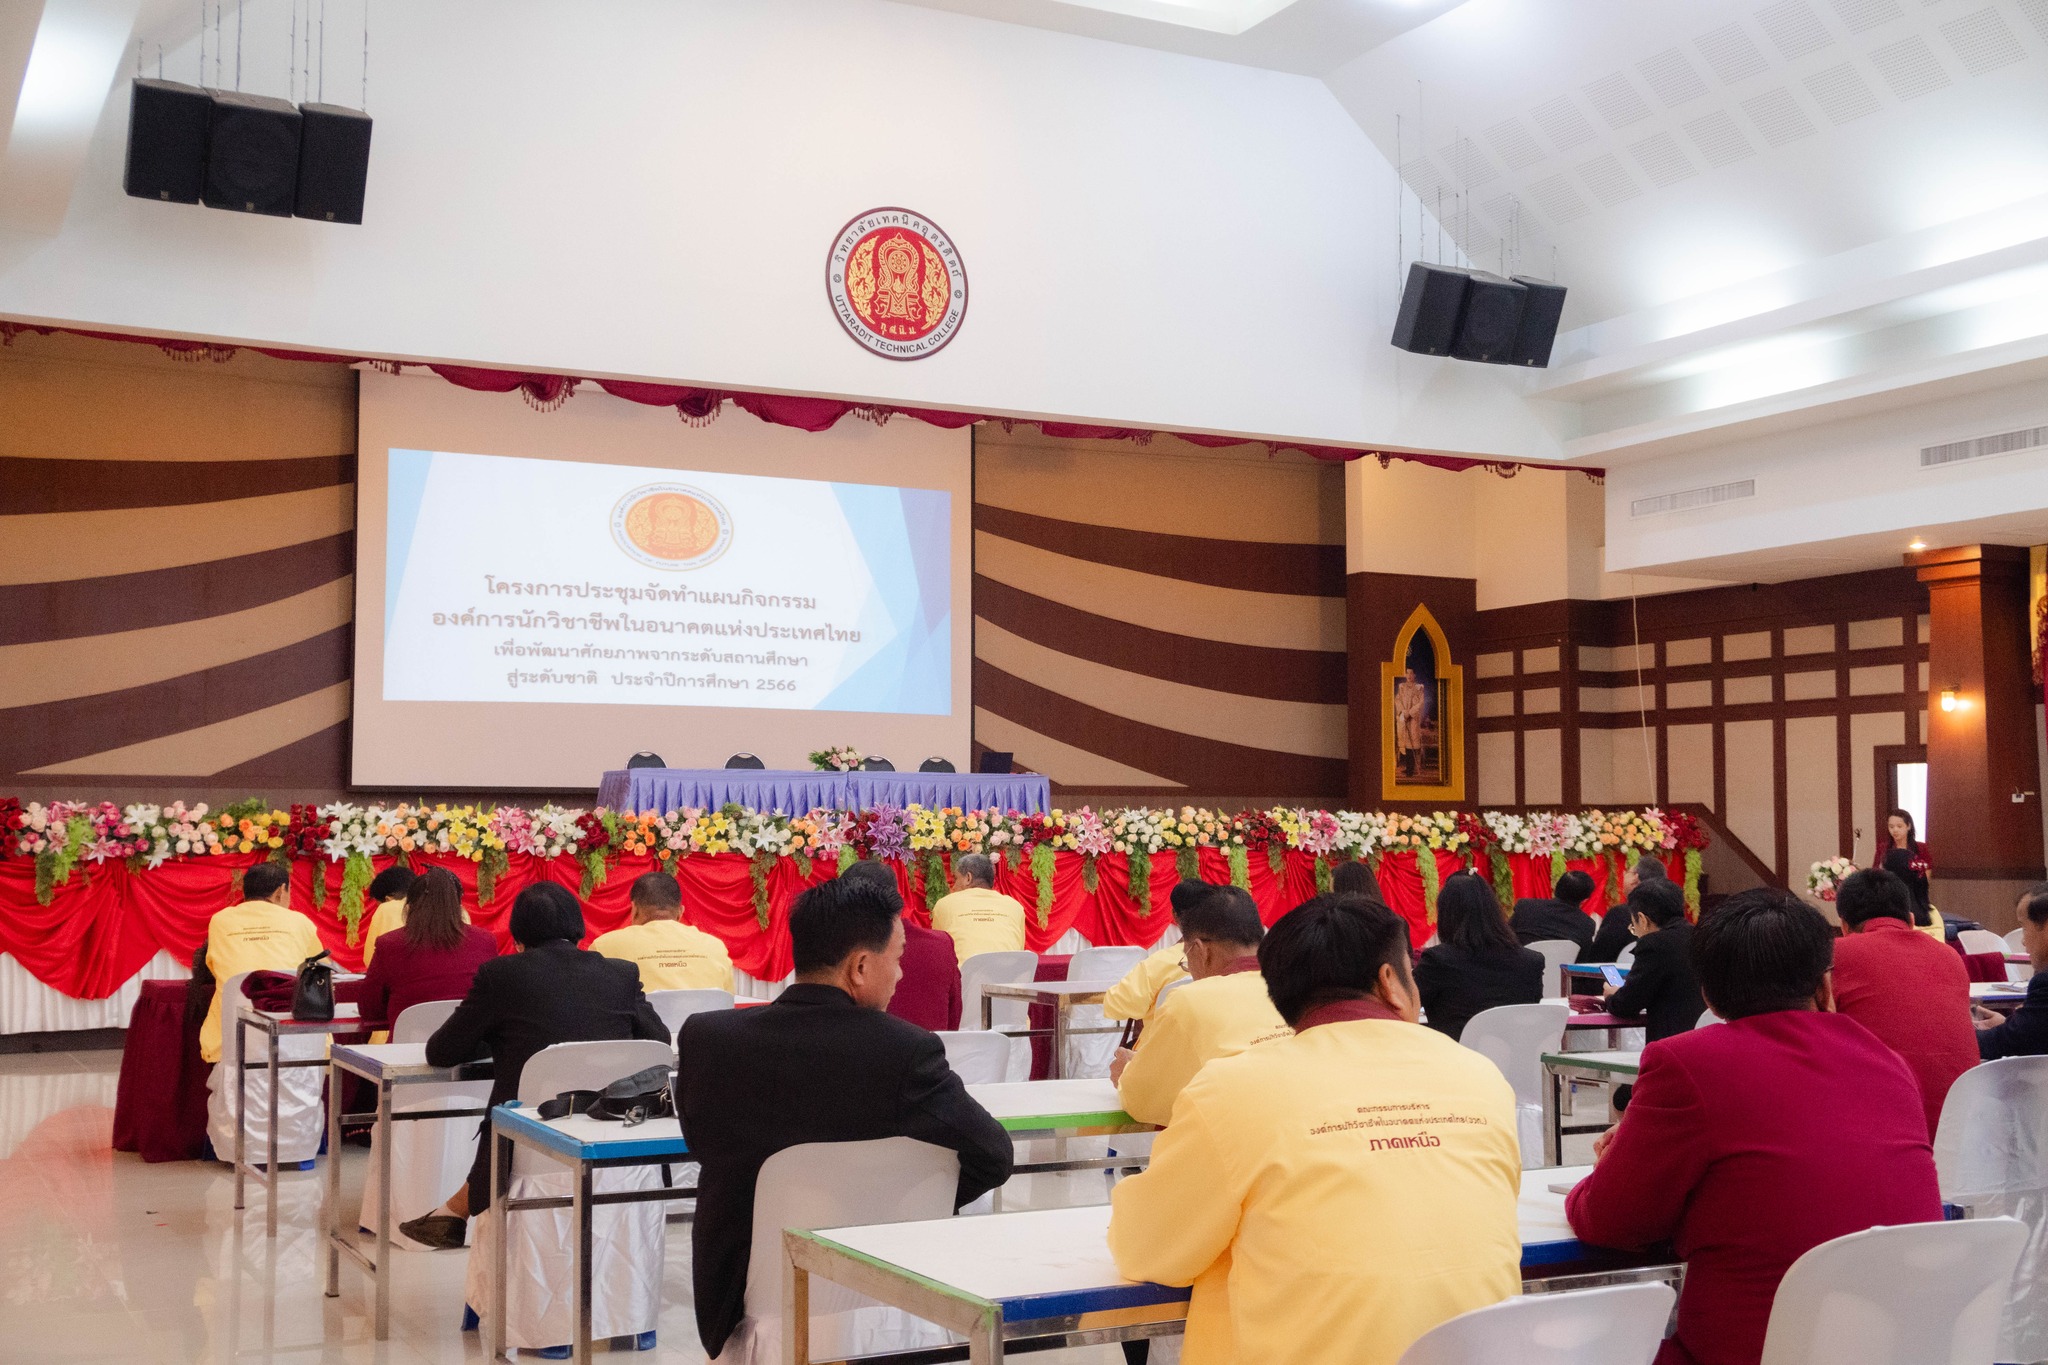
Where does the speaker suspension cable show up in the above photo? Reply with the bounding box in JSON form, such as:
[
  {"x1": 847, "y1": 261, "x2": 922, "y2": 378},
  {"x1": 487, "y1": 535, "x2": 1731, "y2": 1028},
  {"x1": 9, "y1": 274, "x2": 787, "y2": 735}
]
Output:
[
  {"x1": 319, "y1": 0, "x2": 325, "y2": 103},
  {"x1": 362, "y1": 0, "x2": 369, "y2": 111},
  {"x1": 235, "y1": 0, "x2": 243, "y2": 90}
]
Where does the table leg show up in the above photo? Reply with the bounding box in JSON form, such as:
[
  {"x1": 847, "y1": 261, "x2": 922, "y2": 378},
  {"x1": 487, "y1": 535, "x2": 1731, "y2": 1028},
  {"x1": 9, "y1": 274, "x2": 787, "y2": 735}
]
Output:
[
  {"x1": 324, "y1": 1057, "x2": 342, "y2": 1297},
  {"x1": 981, "y1": 991, "x2": 993, "y2": 1031},
  {"x1": 266, "y1": 1026, "x2": 280, "y2": 1238},
  {"x1": 488, "y1": 1128, "x2": 510, "y2": 1364},
  {"x1": 788, "y1": 1255, "x2": 810, "y2": 1365},
  {"x1": 1052, "y1": 998, "x2": 1071, "y2": 1081},
  {"x1": 967, "y1": 1307, "x2": 1003, "y2": 1364},
  {"x1": 234, "y1": 1015, "x2": 248, "y2": 1212},
  {"x1": 1543, "y1": 1067, "x2": 1562, "y2": 1167},
  {"x1": 374, "y1": 1078, "x2": 392, "y2": 1340},
  {"x1": 572, "y1": 1161, "x2": 595, "y2": 1365}
]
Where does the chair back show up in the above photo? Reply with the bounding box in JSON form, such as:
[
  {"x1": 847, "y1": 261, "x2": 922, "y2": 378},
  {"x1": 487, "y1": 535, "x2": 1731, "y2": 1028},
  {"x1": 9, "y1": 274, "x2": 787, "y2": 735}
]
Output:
[
  {"x1": 647, "y1": 988, "x2": 734, "y2": 1039},
  {"x1": 392, "y1": 998, "x2": 462, "y2": 1043},
  {"x1": 216, "y1": 972, "x2": 253, "y2": 1067},
  {"x1": 1960, "y1": 929, "x2": 2009, "y2": 957},
  {"x1": 1397, "y1": 1282, "x2": 1674, "y2": 1365},
  {"x1": 1696, "y1": 1008, "x2": 1722, "y2": 1028},
  {"x1": 959, "y1": 951, "x2": 1038, "y2": 1031},
  {"x1": 2008, "y1": 927, "x2": 2028, "y2": 953},
  {"x1": 1935, "y1": 1057, "x2": 2048, "y2": 1361},
  {"x1": 1068, "y1": 946, "x2": 1145, "y2": 985},
  {"x1": 918, "y1": 757, "x2": 956, "y2": 773},
  {"x1": 516, "y1": 1039, "x2": 675, "y2": 1106},
  {"x1": 1616, "y1": 942, "x2": 1637, "y2": 969},
  {"x1": 1459, "y1": 1002, "x2": 1569, "y2": 1109},
  {"x1": 725, "y1": 752, "x2": 765, "y2": 770},
  {"x1": 859, "y1": 755, "x2": 895, "y2": 771},
  {"x1": 746, "y1": 1139, "x2": 959, "y2": 1342},
  {"x1": 934, "y1": 1030, "x2": 1011, "y2": 1084},
  {"x1": 1526, "y1": 940, "x2": 1580, "y2": 998},
  {"x1": 1757, "y1": 1218, "x2": 2027, "y2": 1365},
  {"x1": 626, "y1": 751, "x2": 665, "y2": 769}
]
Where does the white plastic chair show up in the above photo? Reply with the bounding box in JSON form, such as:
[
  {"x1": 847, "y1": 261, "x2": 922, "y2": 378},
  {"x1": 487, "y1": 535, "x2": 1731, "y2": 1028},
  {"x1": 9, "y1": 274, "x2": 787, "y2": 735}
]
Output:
[
  {"x1": 1063, "y1": 947, "x2": 1145, "y2": 1078},
  {"x1": 1398, "y1": 1281, "x2": 1674, "y2": 1365},
  {"x1": 960, "y1": 950, "x2": 1037, "y2": 1081},
  {"x1": 1697, "y1": 1008, "x2": 1722, "y2": 1028},
  {"x1": 934, "y1": 1031, "x2": 1011, "y2": 1085},
  {"x1": 713, "y1": 1138, "x2": 960, "y2": 1364},
  {"x1": 1757, "y1": 1218, "x2": 2027, "y2": 1365},
  {"x1": 1616, "y1": 942, "x2": 1637, "y2": 969},
  {"x1": 2007, "y1": 927, "x2": 2028, "y2": 953},
  {"x1": 1459, "y1": 1002, "x2": 1568, "y2": 1169},
  {"x1": 1527, "y1": 940, "x2": 1581, "y2": 999},
  {"x1": 363, "y1": 998, "x2": 491, "y2": 1244},
  {"x1": 205, "y1": 970, "x2": 326, "y2": 1168},
  {"x1": 1934, "y1": 1056, "x2": 2048, "y2": 1363},
  {"x1": 647, "y1": 987, "x2": 733, "y2": 1040},
  {"x1": 462, "y1": 1039, "x2": 676, "y2": 1351},
  {"x1": 1960, "y1": 929, "x2": 2009, "y2": 957}
]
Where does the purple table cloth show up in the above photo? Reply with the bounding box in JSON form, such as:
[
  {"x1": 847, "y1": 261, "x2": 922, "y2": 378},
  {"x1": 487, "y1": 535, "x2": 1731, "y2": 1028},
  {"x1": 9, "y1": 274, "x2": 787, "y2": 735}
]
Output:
[{"x1": 597, "y1": 768, "x2": 1052, "y2": 815}]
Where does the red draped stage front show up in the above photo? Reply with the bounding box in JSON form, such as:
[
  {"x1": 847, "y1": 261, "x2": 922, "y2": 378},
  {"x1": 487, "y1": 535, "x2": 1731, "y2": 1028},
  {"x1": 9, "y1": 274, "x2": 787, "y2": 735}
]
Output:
[{"x1": 0, "y1": 847, "x2": 1620, "y2": 1001}]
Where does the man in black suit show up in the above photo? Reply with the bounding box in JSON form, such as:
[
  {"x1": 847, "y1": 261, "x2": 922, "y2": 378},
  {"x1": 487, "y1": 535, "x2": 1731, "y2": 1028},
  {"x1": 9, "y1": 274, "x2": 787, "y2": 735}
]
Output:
[
  {"x1": 1508, "y1": 869, "x2": 1598, "y2": 957},
  {"x1": 1585, "y1": 856, "x2": 1669, "y2": 964},
  {"x1": 678, "y1": 876, "x2": 1014, "y2": 1358},
  {"x1": 1603, "y1": 877, "x2": 1704, "y2": 1042},
  {"x1": 400, "y1": 881, "x2": 670, "y2": 1249}
]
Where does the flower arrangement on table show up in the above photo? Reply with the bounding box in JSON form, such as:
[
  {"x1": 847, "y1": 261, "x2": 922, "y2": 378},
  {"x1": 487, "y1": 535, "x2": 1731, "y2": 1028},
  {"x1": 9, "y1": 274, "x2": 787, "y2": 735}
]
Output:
[
  {"x1": 1807, "y1": 856, "x2": 1859, "y2": 902},
  {"x1": 808, "y1": 746, "x2": 863, "y2": 772},
  {"x1": 0, "y1": 797, "x2": 1711, "y2": 930}
]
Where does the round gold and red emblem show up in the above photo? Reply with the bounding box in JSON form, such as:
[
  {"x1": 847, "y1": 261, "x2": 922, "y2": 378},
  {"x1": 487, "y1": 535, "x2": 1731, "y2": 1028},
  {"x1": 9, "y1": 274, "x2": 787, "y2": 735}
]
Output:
[
  {"x1": 826, "y1": 209, "x2": 968, "y2": 360},
  {"x1": 610, "y1": 484, "x2": 732, "y2": 571}
]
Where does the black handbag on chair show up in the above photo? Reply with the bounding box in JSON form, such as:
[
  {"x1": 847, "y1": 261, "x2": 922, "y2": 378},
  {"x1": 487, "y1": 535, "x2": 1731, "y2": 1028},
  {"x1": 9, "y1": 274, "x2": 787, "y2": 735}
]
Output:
[{"x1": 291, "y1": 949, "x2": 336, "y2": 1022}]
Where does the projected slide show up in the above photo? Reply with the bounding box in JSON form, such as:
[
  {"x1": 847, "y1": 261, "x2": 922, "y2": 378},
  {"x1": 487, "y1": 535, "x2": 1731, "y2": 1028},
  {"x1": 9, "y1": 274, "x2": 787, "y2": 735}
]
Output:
[{"x1": 382, "y1": 449, "x2": 951, "y2": 714}]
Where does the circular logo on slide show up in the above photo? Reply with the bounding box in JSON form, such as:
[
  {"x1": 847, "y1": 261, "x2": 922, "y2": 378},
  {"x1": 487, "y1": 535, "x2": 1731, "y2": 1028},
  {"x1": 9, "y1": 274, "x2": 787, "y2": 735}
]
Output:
[
  {"x1": 826, "y1": 208, "x2": 968, "y2": 360},
  {"x1": 611, "y1": 484, "x2": 733, "y2": 571}
]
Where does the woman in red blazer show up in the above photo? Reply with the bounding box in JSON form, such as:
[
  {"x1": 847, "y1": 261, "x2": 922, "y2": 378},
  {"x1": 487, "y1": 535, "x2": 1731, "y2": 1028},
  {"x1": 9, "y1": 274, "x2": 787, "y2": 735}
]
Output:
[
  {"x1": 1830, "y1": 867, "x2": 1979, "y2": 1139},
  {"x1": 357, "y1": 868, "x2": 497, "y2": 1030},
  {"x1": 1567, "y1": 888, "x2": 1942, "y2": 1365}
]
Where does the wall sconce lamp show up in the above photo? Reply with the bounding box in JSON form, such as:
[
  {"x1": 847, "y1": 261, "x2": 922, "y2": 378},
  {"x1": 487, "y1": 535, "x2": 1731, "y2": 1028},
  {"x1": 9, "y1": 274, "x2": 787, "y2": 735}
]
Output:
[{"x1": 1940, "y1": 687, "x2": 1969, "y2": 713}]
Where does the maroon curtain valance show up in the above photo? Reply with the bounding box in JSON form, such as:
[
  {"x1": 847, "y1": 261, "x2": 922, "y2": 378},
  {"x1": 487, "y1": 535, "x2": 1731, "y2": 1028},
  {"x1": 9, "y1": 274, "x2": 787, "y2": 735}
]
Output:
[{"x1": 0, "y1": 321, "x2": 1601, "y2": 481}]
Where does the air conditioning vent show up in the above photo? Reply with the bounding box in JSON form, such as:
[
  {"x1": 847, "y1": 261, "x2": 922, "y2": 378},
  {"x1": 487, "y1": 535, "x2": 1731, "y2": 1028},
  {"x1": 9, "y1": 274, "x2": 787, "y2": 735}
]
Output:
[
  {"x1": 1630, "y1": 479, "x2": 1756, "y2": 518},
  {"x1": 1920, "y1": 425, "x2": 2048, "y2": 467}
]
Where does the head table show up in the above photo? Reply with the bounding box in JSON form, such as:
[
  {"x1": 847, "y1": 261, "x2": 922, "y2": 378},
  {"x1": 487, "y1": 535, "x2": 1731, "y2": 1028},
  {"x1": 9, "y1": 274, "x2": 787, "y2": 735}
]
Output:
[{"x1": 597, "y1": 767, "x2": 1053, "y2": 815}]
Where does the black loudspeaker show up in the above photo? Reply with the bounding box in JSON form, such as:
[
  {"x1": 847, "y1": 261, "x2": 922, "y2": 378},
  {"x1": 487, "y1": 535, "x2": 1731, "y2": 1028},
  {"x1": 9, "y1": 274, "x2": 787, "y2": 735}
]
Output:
[
  {"x1": 294, "y1": 103, "x2": 372, "y2": 223},
  {"x1": 203, "y1": 92, "x2": 301, "y2": 216},
  {"x1": 1507, "y1": 275, "x2": 1567, "y2": 368},
  {"x1": 124, "y1": 79, "x2": 212, "y2": 204},
  {"x1": 1390, "y1": 262, "x2": 1471, "y2": 357},
  {"x1": 1449, "y1": 272, "x2": 1529, "y2": 364}
]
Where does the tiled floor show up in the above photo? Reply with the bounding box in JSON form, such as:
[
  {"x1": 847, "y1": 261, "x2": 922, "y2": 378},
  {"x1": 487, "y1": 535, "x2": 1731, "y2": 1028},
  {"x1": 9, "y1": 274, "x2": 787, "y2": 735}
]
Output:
[{"x1": 0, "y1": 1048, "x2": 1134, "y2": 1364}]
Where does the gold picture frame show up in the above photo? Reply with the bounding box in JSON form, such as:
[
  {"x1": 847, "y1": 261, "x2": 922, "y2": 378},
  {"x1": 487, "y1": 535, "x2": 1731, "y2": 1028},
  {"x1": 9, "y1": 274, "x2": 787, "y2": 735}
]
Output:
[{"x1": 1380, "y1": 603, "x2": 1465, "y2": 802}]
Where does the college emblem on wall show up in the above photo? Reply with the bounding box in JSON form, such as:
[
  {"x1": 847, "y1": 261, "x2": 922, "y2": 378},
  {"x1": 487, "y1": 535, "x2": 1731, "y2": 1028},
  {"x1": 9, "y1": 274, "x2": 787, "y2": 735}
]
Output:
[
  {"x1": 826, "y1": 208, "x2": 968, "y2": 360},
  {"x1": 610, "y1": 484, "x2": 733, "y2": 571}
]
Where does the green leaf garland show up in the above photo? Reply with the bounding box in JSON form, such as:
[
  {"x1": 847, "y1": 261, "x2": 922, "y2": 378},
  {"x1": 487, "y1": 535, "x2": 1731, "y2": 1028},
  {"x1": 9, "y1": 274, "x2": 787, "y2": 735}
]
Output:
[
  {"x1": 748, "y1": 851, "x2": 773, "y2": 928},
  {"x1": 1029, "y1": 844, "x2": 1055, "y2": 928},
  {"x1": 1683, "y1": 848, "x2": 1704, "y2": 919},
  {"x1": 1419, "y1": 848, "x2": 1442, "y2": 923},
  {"x1": 1314, "y1": 854, "x2": 1333, "y2": 894},
  {"x1": 1130, "y1": 852, "x2": 1152, "y2": 917},
  {"x1": 1226, "y1": 845, "x2": 1250, "y2": 890},
  {"x1": 1176, "y1": 845, "x2": 1199, "y2": 882},
  {"x1": 338, "y1": 853, "x2": 374, "y2": 943}
]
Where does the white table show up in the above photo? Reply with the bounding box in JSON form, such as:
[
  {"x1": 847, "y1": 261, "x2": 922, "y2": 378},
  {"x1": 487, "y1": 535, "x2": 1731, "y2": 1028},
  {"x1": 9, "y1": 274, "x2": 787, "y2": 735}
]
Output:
[
  {"x1": 782, "y1": 1166, "x2": 1677, "y2": 1363},
  {"x1": 966, "y1": 1079, "x2": 1157, "y2": 1186},
  {"x1": 1972, "y1": 981, "x2": 2028, "y2": 1013},
  {"x1": 232, "y1": 1001, "x2": 364, "y2": 1237},
  {"x1": 1539, "y1": 1048, "x2": 1642, "y2": 1166},
  {"x1": 323, "y1": 1042, "x2": 493, "y2": 1338},
  {"x1": 980, "y1": 980, "x2": 1123, "y2": 1079}
]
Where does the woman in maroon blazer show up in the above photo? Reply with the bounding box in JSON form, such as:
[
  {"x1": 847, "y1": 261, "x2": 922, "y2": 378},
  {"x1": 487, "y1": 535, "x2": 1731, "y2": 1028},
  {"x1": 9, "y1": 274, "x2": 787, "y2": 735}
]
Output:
[
  {"x1": 357, "y1": 867, "x2": 497, "y2": 1030},
  {"x1": 1567, "y1": 888, "x2": 1942, "y2": 1365}
]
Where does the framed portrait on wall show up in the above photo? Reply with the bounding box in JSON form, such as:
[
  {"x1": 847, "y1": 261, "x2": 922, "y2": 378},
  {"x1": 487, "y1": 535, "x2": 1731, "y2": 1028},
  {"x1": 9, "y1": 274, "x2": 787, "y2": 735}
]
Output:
[{"x1": 1380, "y1": 604, "x2": 1465, "y2": 802}]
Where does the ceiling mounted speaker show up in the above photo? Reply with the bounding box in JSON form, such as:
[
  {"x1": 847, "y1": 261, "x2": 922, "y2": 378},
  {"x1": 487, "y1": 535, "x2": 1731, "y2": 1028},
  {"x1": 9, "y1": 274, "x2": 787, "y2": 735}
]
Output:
[
  {"x1": 203, "y1": 91, "x2": 301, "y2": 216},
  {"x1": 1448, "y1": 272, "x2": 1529, "y2": 363},
  {"x1": 1507, "y1": 275, "x2": 1567, "y2": 367},
  {"x1": 124, "y1": 79, "x2": 211, "y2": 204},
  {"x1": 294, "y1": 103, "x2": 372, "y2": 224},
  {"x1": 1390, "y1": 262, "x2": 1472, "y2": 357}
]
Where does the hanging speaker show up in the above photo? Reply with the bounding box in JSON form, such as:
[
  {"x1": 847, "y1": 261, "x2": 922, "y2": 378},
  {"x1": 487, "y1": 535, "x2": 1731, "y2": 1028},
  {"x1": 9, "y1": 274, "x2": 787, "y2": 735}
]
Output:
[
  {"x1": 1507, "y1": 275, "x2": 1567, "y2": 367},
  {"x1": 124, "y1": 79, "x2": 212, "y2": 204},
  {"x1": 1390, "y1": 262, "x2": 1472, "y2": 357},
  {"x1": 294, "y1": 103, "x2": 372, "y2": 224},
  {"x1": 203, "y1": 91, "x2": 302, "y2": 216},
  {"x1": 1448, "y1": 272, "x2": 1529, "y2": 363}
]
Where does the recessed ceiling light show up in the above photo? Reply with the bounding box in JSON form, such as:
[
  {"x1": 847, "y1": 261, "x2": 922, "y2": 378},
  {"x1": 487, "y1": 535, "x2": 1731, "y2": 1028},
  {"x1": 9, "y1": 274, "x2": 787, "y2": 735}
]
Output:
[{"x1": 1908, "y1": 538, "x2": 1927, "y2": 551}]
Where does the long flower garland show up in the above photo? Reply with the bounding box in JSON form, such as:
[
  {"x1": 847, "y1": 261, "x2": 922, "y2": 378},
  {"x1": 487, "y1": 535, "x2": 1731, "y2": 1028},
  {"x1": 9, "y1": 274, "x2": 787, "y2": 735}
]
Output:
[{"x1": 0, "y1": 797, "x2": 1710, "y2": 930}]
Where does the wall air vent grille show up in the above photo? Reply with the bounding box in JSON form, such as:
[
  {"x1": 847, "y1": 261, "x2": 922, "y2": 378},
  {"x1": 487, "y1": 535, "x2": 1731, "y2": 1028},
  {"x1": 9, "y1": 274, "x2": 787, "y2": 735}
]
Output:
[
  {"x1": 1631, "y1": 480, "x2": 1757, "y2": 517},
  {"x1": 1919, "y1": 426, "x2": 2048, "y2": 467}
]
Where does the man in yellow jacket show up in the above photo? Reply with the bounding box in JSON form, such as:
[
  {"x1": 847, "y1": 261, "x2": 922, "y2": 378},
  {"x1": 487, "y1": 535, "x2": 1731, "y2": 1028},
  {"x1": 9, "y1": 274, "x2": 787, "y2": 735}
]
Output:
[
  {"x1": 591, "y1": 870, "x2": 736, "y2": 992},
  {"x1": 1112, "y1": 886, "x2": 1288, "y2": 1125},
  {"x1": 199, "y1": 861, "x2": 326, "y2": 1064},
  {"x1": 929, "y1": 853, "x2": 1027, "y2": 965},
  {"x1": 1109, "y1": 893, "x2": 1523, "y2": 1365},
  {"x1": 1102, "y1": 881, "x2": 1207, "y2": 1035}
]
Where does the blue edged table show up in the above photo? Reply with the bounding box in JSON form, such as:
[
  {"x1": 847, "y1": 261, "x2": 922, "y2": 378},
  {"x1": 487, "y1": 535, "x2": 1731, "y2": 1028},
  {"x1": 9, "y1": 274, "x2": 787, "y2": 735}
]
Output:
[
  {"x1": 1539, "y1": 1048, "x2": 1642, "y2": 1166},
  {"x1": 597, "y1": 767, "x2": 1053, "y2": 815},
  {"x1": 782, "y1": 1167, "x2": 1677, "y2": 1364}
]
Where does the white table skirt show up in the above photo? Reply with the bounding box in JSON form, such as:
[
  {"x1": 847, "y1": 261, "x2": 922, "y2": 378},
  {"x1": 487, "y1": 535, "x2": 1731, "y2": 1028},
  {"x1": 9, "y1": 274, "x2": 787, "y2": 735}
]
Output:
[{"x1": 0, "y1": 949, "x2": 189, "y2": 1035}]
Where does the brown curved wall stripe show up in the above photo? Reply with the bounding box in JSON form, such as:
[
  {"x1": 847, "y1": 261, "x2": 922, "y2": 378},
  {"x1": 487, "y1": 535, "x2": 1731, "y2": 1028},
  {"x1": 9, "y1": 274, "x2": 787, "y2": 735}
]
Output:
[
  {"x1": 974, "y1": 575, "x2": 1344, "y2": 704},
  {"x1": 0, "y1": 627, "x2": 352, "y2": 773},
  {"x1": 975, "y1": 661, "x2": 1346, "y2": 796},
  {"x1": 0, "y1": 532, "x2": 355, "y2": 646},
  {"x1": 0, "y1": 453, "x2": 356, "y2": 514},
  {"x1": 973, "y1": 502, "x2": 1346, "y2": 598}
]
